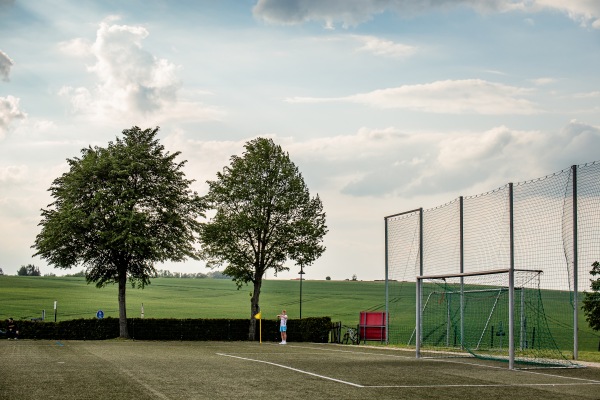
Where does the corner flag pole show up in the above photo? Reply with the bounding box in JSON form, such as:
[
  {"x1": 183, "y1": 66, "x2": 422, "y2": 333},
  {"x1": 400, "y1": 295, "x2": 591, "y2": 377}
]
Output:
[{"x1": 254, "y1": 312, "x2": 262, "y2": 344}]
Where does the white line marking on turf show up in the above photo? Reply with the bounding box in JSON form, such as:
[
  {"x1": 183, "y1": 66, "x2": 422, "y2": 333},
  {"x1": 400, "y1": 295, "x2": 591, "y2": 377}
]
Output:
[
  {"x1": 117, "y1": 366, "x2": 171, "y2": 400},
  {"x1": 365, "y1": 382, "x2": 600, "y2": 388},
  {"x1": 278, "y1": 344, "x2": 600, "y2": 386},
  {"x1": 431, "y1": 357, "x2": 600, "y2": 384},
  {"x1": 519, "y1": 368, "x2": 600, "y2": 384},
  {"x1": 285, "y1": 343, "x2": 414, "y2": 358},
  {"x1": 216, "y1": 353, "x2": 364, "y2": 387}
]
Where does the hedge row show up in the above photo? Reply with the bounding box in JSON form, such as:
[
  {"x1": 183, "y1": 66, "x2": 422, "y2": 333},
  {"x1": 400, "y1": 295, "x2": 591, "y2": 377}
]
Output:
[{"x1": 1, "y1": 317, "x2": 332, "y2": 342}]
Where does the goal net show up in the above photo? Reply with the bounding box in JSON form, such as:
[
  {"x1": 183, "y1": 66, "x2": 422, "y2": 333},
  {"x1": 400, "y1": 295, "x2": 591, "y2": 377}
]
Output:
[{"x1": 417, "y1": 269, "x2": 574, "y2": 368}]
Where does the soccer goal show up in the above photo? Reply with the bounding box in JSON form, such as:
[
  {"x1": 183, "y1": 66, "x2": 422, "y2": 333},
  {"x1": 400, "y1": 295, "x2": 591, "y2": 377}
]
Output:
[{"x1": 416, "y1": 269, "x2": 574, "y2": 368}]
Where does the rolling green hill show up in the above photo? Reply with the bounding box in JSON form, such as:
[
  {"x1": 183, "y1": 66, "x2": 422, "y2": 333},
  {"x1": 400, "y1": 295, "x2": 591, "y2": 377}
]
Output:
[
  {"x1": 0, "y1": 276, "x2": 387, "y2": 326},
  {"x1": 1, "y1": 275, "x2": 598, "y2": 356}
]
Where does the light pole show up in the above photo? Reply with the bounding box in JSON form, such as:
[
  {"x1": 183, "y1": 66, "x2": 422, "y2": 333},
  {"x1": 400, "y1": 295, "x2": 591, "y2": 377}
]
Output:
[{"x1": 298, "y1": 265, "x2": 305, "y2": 319}]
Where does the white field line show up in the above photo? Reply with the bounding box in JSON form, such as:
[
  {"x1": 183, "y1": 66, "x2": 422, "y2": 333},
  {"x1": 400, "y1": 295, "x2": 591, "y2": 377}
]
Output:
[
  {"x1": 218, "y1": 350, "x2": 600, "y2": 390},
  {"x1": 216, "y1": 352, "x2": 364, "y2": 387},
  {"x1": 432, "y1": 357, "x2": 600, "y2": 384},
  {"x1": 366, "y1": 382, "x2": 600, "y2": 388},
  {"x1": 279, "y1": 344, "x2": 600, "y2": 386},
  {"x1": 117, "y1": 366, "x2": 171, "y2": 400}
]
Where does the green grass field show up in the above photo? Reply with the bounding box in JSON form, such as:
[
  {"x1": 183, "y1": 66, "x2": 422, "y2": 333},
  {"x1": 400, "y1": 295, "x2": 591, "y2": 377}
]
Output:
[
  {"x1": 0, "y1": 276, "x2": 385, "y2": 325},
  {"x1": 1, "y1": 340, "x2": 600, "y2": 400},
  {"x1": 1, "y1": 276, "x2": 599, "y2": 361}
]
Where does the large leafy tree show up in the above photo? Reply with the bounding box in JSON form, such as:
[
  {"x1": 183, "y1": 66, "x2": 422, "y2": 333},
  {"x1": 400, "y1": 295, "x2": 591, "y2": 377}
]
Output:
[
  {"x1": 33, "y1": 126, "x2": 204, "y2": 338},
  {"x1": 582, "y1": 261, "x2": 600, "y2": 334},
  {"x1": 200, "y1": 137, "x2": 327, "y2": 339}
]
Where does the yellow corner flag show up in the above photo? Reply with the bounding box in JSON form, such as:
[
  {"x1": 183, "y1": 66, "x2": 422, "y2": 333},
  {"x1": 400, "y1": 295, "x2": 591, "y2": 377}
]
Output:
[{"x1": 254, "y1": 312, "x2": 262, "y2": 344}]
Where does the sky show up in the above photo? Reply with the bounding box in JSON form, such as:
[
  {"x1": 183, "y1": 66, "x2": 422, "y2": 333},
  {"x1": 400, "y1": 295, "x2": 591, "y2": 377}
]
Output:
[{"x1": 1, "y1": 0, "x2": 600, "y2": 281}]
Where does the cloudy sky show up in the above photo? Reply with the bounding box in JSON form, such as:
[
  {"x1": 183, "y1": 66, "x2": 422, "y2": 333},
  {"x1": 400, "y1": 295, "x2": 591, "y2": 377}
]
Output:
[{"x1": 1, "y1": 0, "x2": 600, "y2": 280}]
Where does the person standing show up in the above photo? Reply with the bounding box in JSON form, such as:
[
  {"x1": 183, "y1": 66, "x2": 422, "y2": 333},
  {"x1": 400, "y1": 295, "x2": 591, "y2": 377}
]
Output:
[
  {"x1": 7, "y1": 318, "x2": 18, "y2": 340},
  {"x1": 277, "y1": 310, "x2": 288, "y2": 344}
]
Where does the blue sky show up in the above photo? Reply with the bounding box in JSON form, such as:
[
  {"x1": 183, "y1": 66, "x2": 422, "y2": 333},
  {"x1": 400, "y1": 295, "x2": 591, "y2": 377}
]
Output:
[{"x1": 1, "y1": 0, "x2": 600, "y2": 280}]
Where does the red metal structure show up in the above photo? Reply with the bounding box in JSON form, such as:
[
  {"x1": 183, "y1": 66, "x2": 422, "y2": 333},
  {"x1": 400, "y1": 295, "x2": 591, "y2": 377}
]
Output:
[{"x1": 359, "y1": 311, "x2": 387, "y2": 343}]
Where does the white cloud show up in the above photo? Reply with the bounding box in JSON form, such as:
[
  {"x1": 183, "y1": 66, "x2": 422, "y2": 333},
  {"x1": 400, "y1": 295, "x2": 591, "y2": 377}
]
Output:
[
  {"x1": 253, "y1": 0, "x2": 600, "y2": 29},
  {"x1": 262, "y1": 121, "x2": 595, "y2": 200},
  {"x1": 0, "y1": 95, "x2": 26, "y2": 139},
  {"x1": 165, "y1": 122, "x2": 589, "y2": 201},
  {"x1": 341, "y1": 122, "x2": 598, "y2": 198},
  {"x1": 58, "y1": 38, "x2": 93, "y2": 57},
  {"x1": 0, "y1": 49, "x2": 13, "y2": 81},
  {"x1": 0, "y1": 165, "x2": 27, "y2": 183},
  {"x1": 352, "y1": 35, "x2": 417, "y2": 58},
  {"x1": 60, "y1": 18, "x2": 224, "y2": 123},
  {"x1": 530, "y1": 77, "x2": 556, "y2": 86},
  {"x1": 573, "y1": 91, "x2": 600, "y2": 99},
  {"x1": 534, "y1": 0, "x2": 600, "y2": 29},
  {"x1": 554, "y1": 120, "x2": 600, "y2": 165},
  {"x1": 287, "y1": 79, "x2": 541, "y2": 115}
]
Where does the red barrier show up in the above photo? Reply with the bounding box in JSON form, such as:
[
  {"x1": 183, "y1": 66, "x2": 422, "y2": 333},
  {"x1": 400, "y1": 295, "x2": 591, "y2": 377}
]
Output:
[{"x1": 359, "y1": 311, "x2": 387, "y2": 343}]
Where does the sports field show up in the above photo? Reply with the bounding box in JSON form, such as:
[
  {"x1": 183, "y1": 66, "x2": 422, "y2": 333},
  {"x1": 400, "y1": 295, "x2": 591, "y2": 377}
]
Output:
[{"x1": 1, "y1": 340, "x2": 600, "y2": 400}]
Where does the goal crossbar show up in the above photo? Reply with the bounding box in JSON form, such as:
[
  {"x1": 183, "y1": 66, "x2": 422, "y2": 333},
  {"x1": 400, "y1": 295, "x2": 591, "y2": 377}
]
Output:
[{"x1": 417, "y1": 268, "x2": 542, "y2": 281}]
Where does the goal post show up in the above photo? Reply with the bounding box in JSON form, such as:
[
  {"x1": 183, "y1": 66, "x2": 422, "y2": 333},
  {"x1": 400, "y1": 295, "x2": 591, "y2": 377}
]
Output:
[{"x1": 416, "y1": 269, "x2": 574, "y2": 368}]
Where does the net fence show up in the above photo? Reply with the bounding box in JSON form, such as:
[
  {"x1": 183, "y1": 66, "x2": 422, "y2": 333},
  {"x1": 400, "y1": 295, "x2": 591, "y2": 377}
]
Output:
[{"x1": 385, "y1": 161, "x2": 600, "y2": 364}]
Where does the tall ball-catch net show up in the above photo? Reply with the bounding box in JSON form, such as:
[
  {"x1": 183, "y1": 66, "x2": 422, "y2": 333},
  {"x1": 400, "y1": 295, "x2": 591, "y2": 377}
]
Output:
[{"x1": 385, "y1": 161, "x2": 600, "y2": 369}]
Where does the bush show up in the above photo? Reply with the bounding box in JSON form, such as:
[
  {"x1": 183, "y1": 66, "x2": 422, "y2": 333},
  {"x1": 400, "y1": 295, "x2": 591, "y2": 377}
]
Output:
[{"x1": 4, "y1": 316, "x2": 332, "y2": 342}]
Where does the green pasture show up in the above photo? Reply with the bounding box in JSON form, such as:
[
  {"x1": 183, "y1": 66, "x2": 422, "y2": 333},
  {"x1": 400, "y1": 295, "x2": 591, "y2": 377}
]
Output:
[
  {"x1": 1, "y1": 340, "x2": 600, "y2": 400},
  {"x1": 0, "y1": 276, "x2": 385, "y2": 325},
  {"x1": 1, "y1": 276, "x2": 599, "y2": 359}
]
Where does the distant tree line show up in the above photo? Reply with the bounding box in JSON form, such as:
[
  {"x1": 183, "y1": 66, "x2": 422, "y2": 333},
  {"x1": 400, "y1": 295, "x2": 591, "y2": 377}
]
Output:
[
  {"x1": 154, "y1": 270, "x2": 230, "y2": 279},
  {"x1": 4, "y1": 266, "x2": 228, "y2": 279},
  {"x1": 62, "y1": 269, "x2": 229, "y2": 279},
  {"x1": 17, "y1": 264, "x2": 41, "y2": 276}
]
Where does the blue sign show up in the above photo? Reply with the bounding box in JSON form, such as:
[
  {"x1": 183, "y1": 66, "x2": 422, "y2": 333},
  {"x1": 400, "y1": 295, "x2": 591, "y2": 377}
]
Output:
[{"x1": 96, "y1": 310, "x2": 104, "y2": 319}]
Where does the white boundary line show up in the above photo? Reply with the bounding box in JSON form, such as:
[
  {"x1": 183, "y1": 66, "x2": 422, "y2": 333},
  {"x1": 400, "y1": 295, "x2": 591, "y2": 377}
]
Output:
[
  {"x1": 366, "y1": 382, "x2": 600, "y2": 388},
  {"x1": 264, "y1": 344, "x2": 600, "y2": 387},
  {"x1": 218, "y1": 349, "x2": 600, "y2": 389},
  {"x1": 216, "y1": 353, "x2": 364, "y2": 387}
]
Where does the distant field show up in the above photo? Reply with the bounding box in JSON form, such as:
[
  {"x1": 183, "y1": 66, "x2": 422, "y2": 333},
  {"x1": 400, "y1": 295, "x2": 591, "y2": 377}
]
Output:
[
  {"x1": 0, "y1": 276, "x2": 386, "y2": 326},
  {"x1": 2, "y1": 340, "x2": 600, "y2": 400},
  {"x1": 2, "y1": 276, "x2": 599, "y2": 358}
]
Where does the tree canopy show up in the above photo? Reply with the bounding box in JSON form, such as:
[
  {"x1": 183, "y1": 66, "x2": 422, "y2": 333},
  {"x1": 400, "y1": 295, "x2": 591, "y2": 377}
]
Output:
[
  {"x1": 17, "y1": 264, "x2": 41, "y2": 276},
  {"x1": 199, "y1": 137, "x2": 327, "y2": 339},
  {"x1": 582, "y1": 261, "x2": 600, "y2": 332},
  {"x1": 33, "y1": 126, "x2": 205, "y2": 337}
]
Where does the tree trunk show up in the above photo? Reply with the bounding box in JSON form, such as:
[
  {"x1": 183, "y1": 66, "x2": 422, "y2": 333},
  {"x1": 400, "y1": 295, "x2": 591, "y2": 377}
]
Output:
[
  {"x1": 118, "y1": 271, "x2": 129, "y2": 338},
  {"x1": 248, "y1": 277, "x2": 263, "y2": 341}
]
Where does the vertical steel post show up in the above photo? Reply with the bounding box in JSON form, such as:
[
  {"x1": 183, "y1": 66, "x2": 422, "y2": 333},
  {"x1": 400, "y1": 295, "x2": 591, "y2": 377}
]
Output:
[
  {"x1": 459, "y1": 196, "x2": 464, "y2": 349},
  {"x1": 508, "y1": 183, "x2": 515, "y2": 369},
  {"x1": 416, "y1": 208, "x2": 423, "y2": 358},
  {"x1": 299, "y1": 265, "x2": 304, "y2": 319},
  {"x1": 384, "y1": 217, "x2": 389, "y2": 344},
  {"x1": 572, "y1": 165, "x2": 579, "y2": 360}
]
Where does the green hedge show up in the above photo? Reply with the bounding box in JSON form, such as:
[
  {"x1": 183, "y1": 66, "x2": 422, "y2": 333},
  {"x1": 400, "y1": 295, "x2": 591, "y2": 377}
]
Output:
[{"x1": 1, "y1": 317, "x2": 332, "y2": 342}]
